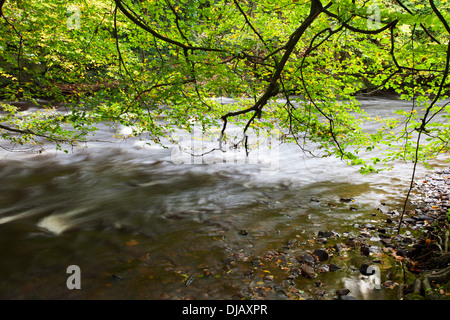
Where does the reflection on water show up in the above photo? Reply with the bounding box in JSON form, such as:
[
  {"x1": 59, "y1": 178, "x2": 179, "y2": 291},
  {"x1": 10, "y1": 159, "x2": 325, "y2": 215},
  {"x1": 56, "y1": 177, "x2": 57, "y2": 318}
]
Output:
[{"x1": 0, "y1": 97, "x2": 446, "y2": 299}]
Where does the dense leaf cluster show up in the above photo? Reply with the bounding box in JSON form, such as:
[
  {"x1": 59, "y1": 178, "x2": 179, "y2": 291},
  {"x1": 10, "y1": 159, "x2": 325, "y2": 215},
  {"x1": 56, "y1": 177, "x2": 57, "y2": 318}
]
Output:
[{"x1": 0, "y1": 0, "x2": 449, "y2": 172}]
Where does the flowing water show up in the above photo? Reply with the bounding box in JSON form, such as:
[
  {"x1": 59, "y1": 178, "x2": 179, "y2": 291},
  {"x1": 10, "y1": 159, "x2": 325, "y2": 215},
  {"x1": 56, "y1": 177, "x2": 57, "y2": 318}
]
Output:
[{"x1": 0, "y1": 97, "x2": 448, "y2": 300}]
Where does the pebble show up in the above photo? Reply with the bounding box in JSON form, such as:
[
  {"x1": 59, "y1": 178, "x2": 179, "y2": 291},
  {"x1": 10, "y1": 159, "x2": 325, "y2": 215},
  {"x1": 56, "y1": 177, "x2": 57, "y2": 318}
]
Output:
[
  {"x1": 239, "y1": 229, "x2": 248, "y2": 236},
  {"x1": 329, "y1": 263, "x2": 342, "y2": 271},
  {"x1": 360, "y1": 244, "x2": 370, "y2": 256},
  {"x1": 317, "y1": 264, "x2": 329, "y2": 273},
  {"x1": 312, "y1": 249, "x2": 329, "y2": 262},
  {"x1": 334, "y1": 243, "x2": 344, "y2": 252},
  {"x1": 318, "y1": 230, "x2": 337, "y2": 238},
  {"x1": 301, "y1": 264, "x2": 317, "y2": 279},
  {"x1": 296, "y1": 253, "x2": 316, "y2": 266},
  {"x1": 363, "y1": 223, "x2": 376, "y2": 230},
  {"x1": 315, "y1": 289, "x2": 326, "y2": 297},
  {"x1": 264, "y1": 275, "x2": 274, "y2": 281},
  {"x1": 336, "y1": 288, "x2": 350, "y2": 296},
  {"x1": 315, "y1": 237, "x2": 328, "y2": 244}
]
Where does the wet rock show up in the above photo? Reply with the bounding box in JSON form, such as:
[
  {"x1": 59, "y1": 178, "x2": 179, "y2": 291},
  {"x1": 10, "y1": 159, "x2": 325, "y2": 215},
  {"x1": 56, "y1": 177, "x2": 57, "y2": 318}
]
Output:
[
  {"x1": 388, "y1": 210, "x2": 400, "y2": 216},
  {"x1": 251, "y1": 259, "x2": 263, "y2": 268},
  {"x1": 346, "y1": 238, "x2": 360, "y2": 247},
  {"x1": 334, "y1": 243, "x2": 344, "y2": 252},
  {"x1": 336, "y1": 288, "x2": 357, "y2": 300},
  {"x1": 263, "y1": 275, "x2": 274, "y2": 281},
  {"x1": 360, "y1": 231, "x2": 371, "y2": 238},
  {"x1": 300, "y1": 264, "x2": 317, "y2": 279},
  {"x1": 379, "y1": 233, "x2": 391, "y2": 239},
  {"x1": 317, "y1": 264, "x2": 329, "y2": 273},
  {"x1": 313, "y1": 249, "x2": 329, "y2": 262},
  {"x1": 361, "y1": 244, "x2": 371, "y2": 256},
  {"x1": 363, "y1": 223, "x2": 376, "y2": 230},
  {"x1": 336, "y1": 288, "x2": 350, "y2": 296},
  {"x1": 329, "y1": 263, "x2": 342, "y2": 271},
  {"x1": 290, "y1": 267, "x2": 301, "y2": 277},
  {"x1": 315, "y1": 289, "x2": 326, "y2": 297},
  {"x1": 396, "y1": 248, "x2": 408, "y2": 257},
  {"x1": 383, "y1": 280, "x2": 396, "y2": 288},
  {"x1": 403, "y1": 218, "x2": 416, "y2": 225},
  {"x1": 285, "y1": 239, "x2": 296, "y2": 248},
  {"x1": 265, "y1": 250, "x2": 276, "y2": 257},
  {"x1": 296, "y1": 253, "x2": 316, "y2": 266},
  {"x1": 239, "y1": 229, "x2": 248, "y2": 236},
  {"x1": 243, "y1": 269, "x2": 254, "y2": 278},
  {"x1": 233, "y1": 251, "x2": 246, "y2": 261},
  {"x1": 224, "y1": 257, "x2": 235, "y2": 265},
  {"x1": 315, "y1": 237, "x2": 328, "y2": 244},
  {"x1": 402, "y1": 237, "x2": 414, "y2": 244},
  {"x1": 318, "y1": 230, "x2": 337, "y2": 238},
  {"x1": 381, "y1": 238, "x2": 394, "y2": 248}
]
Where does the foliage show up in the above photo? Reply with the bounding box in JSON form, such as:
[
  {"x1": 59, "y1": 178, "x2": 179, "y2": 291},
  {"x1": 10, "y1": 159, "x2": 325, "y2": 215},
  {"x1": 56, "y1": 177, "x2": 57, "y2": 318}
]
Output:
[{"x1": 0, "y1": 0, "x2": 449, "y2": 172}]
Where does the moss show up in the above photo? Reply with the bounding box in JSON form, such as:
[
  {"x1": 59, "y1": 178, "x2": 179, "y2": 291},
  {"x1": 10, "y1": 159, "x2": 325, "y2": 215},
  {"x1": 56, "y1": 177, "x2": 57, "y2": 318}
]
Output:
[{"x1": 405, "y1": 292, "x2": 425, "y2": 300}]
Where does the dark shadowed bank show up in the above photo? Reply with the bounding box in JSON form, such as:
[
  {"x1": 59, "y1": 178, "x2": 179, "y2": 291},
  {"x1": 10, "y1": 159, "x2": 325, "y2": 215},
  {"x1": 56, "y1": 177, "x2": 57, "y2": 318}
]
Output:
[{"x1": 399, "y1": 167, "x2": 450, "y2": 300}]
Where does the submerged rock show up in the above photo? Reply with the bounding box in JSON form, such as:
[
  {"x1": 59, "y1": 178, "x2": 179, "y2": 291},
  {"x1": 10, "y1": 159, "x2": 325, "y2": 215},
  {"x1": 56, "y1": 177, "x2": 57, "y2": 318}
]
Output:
[
  {"x1": 334, "y1": 243, "x2": 345, "y2": 252},
  {"x1": 336, "y1": 288, "x2": 357, "y2": 300},
  {"x1": 296, "y1": 253, "x2": 316, "y2": 266},
  {"x1": 313, "y1": 249, "x2": 329, "y2": 262},
  {"x1": 317, "y1": 264, "x2": 329, "y2": 273},
  {"x1": 301, "y1": 264, "x2": 317, "y2": 279},
  {"x1": 329, "y1": 263, "x2": 342, "y2": 271},
  {"x1": 336, "y1": 288, "x2": 350, "y2": 296},
  {"x1": 318, "y1": 230, "x2": 338, "y2": 238}
]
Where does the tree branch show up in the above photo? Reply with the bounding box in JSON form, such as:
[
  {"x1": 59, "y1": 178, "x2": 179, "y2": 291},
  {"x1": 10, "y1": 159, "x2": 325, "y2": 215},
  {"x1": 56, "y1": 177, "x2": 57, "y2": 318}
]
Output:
[
  {"x1": 322, "y1": 8, "x2": 398, "y2": 35},
  {"x1": 430, "y1": 0, "x2": 450, "y2": 35},
  {"x1": 219, "y1": 0, "x2": 325, "y2": 153},
  {"x1": 0, "y1": 0, "x2": 5, "y2": 16},
  {"x1": 113, "y1": 0, "x2": 226, "y2": 54}
]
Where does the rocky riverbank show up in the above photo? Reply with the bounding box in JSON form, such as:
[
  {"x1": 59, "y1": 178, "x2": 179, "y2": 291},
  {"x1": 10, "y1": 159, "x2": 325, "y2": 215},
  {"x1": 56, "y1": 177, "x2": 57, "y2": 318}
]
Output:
[
  {"x1": 400, "y1": 167, "x2": 450, "y2": 300},
  {"x1": 231, "y1": 167, "x2": 450, "y2": 300}
]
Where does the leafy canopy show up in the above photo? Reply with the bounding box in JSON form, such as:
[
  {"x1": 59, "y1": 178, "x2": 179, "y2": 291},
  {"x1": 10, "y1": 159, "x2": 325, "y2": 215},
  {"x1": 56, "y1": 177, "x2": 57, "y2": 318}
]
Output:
[{"x1": 0, "y1": 0, "x2": 449, "y2": 172}]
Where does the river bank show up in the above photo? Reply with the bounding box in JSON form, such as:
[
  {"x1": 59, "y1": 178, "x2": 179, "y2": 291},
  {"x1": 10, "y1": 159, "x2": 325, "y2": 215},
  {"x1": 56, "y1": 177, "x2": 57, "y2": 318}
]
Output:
[
  {"x1": 400, "y1": 166, "x2": 450, "y2": 300},
  {"x1": 225, "y1": 165, "x2": 450, "y2": 300}
]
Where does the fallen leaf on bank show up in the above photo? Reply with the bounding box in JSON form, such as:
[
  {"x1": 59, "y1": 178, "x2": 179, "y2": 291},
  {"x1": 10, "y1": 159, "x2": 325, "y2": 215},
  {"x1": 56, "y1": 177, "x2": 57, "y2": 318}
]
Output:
[{"x1": 126, "y1": 239, "x2": 139, "y2": 246}]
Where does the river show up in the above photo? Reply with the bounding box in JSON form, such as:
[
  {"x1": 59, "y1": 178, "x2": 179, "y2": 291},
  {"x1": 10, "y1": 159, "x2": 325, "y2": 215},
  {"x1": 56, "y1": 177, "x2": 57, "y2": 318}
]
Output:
[{"x1": 0, "y1": 96, "x2": 448, "y2": 300}]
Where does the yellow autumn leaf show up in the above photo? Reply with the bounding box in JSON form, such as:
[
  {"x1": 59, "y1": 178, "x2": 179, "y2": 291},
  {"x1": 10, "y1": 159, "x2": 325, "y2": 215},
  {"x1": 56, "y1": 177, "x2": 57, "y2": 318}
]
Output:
[{"x1": 125, "y1": 239, "x2": 138, "y2": 246}]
